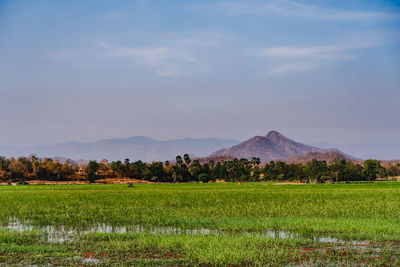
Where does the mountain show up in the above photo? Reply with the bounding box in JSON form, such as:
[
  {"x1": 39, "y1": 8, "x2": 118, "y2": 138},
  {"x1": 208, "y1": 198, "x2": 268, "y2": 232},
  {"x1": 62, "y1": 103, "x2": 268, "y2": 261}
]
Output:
[
  {"x1": 0, "y1": 137, "x2": 239, "y2": 162},
  {"x1": 210, "y1": 130, "x2": 341, "y2": 162},
  {"x1": 312, "y1": 142, "x2": 400, "y2": 161},
  {"x1": 282, "y1": 151, "x2": 358, "y2": 164}
]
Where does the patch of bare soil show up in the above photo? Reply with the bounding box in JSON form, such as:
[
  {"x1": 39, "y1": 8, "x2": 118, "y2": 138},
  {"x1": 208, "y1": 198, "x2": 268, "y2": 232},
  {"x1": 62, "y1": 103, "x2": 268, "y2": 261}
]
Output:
[
  {"x1": 95, "y1": 178, "x2": 154, "y2": 184},
  {"x1": 272, "y1": 182, "x2": 306, "y2": 185}
]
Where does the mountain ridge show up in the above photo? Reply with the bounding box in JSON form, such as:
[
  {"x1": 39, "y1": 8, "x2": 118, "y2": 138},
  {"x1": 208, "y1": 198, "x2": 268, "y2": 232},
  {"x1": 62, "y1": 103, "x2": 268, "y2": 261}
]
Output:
[
  {"x1": 282, "y1": 151, "x2": 358, "y2": 164},
  {"x1": 0, "y1": 136, "x2": 239, "y2": 162},
  {"x1": 210, "y1": 130, "x2": 341, "y2": 162},
  {"x1": 1, "y1": 131, "x2": 391, "y2": 163}
]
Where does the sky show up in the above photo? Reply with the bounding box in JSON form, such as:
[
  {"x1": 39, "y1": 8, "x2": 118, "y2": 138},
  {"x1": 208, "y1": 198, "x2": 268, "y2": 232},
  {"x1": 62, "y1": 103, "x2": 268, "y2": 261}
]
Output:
[{"x1": 0, "y1": 0, "x2": 399, "y2": 157}]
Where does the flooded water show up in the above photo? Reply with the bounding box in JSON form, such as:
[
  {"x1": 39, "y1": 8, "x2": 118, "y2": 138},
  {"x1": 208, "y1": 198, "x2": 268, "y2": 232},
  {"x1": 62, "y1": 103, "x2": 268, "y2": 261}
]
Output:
[
  {"x1": 0, "y1": 218, "x2": 382, "y2": 250},
  {"x1": 3, "y1": 218, "x2": 398, "y2": 266}
]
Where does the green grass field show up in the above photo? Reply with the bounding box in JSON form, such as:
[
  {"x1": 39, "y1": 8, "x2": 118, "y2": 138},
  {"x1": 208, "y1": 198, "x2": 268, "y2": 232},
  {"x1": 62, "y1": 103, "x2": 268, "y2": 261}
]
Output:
[{"x1": 1, "y1": 182, "x2": 400, "y2": 265}]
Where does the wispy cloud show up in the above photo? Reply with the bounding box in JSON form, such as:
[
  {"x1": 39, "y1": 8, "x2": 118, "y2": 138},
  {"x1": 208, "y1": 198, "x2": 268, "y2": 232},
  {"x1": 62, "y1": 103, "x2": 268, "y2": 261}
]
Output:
[
  {"x1": 256, "y1": 34, "x2": 392, "y2": 76},
  {"x1": 188, "y1": 0, "x2": 399, "y2": 21},
  {"x1": 98, "y1": 41, "x2": 206, "y2": 77},
  {"x1": 259, "y1": 41, "x2": 380, "y2": 59},
  {"x1": 268, "y1": 62, "x2": 315, "y2": 76},
  {"x1": 95, "y1": 32, "x2": 227, "y2": 77},
  {"x1": 262, "y1": 46, "x2": 339, "y2": 58},
  {"x1": 49, "y1": 32, "x2": 226, "y2": 77}
]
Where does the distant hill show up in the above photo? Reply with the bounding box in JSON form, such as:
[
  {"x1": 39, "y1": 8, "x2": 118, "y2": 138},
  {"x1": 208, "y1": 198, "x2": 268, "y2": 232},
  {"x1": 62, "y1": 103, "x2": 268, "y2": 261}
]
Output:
[
  {"x1": 210, "y1": 130, "x2": 342, "y2": 162},
  {"x1": 311, "y1": 142, "x2": 400, "y2": 160},
  {"x1": 282, "y1": 151, "x2": 358, "y2": 164},
  {"x1": 0, "y1": 137, "x2": 239, "y2": 162}
]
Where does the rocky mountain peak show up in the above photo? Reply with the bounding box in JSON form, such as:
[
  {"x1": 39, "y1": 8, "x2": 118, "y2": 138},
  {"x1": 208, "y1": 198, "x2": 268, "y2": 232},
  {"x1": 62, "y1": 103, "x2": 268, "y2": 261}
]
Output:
[{"x1": 210, "y1": 130, "x2": 338, "y2": 162}]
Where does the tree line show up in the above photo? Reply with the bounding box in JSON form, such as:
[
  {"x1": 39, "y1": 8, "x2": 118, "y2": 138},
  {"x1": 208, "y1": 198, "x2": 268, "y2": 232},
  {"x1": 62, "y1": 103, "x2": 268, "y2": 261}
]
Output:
[{"x1": 0, "y1": 154, "x2": 399, "y2": 184}]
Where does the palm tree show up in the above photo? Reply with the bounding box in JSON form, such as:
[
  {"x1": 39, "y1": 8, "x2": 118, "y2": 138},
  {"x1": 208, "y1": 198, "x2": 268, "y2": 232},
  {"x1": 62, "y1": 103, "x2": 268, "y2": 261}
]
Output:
[{"x1": 184, "y1": 154, "x2": 191, "y2": 166}]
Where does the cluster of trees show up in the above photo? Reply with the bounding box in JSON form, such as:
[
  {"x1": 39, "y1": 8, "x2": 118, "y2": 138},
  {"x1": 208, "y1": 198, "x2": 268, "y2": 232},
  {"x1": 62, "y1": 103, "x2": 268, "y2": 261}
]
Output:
[
  {"x1": 0, "y1": 155, "x2": 77, "y2": 181},
  {"x1": 0, "y1": 154, "x2": 399, "y2": 183},
  {"x1": 262, "y1": 159, "x2": 393, "y2": 183}
]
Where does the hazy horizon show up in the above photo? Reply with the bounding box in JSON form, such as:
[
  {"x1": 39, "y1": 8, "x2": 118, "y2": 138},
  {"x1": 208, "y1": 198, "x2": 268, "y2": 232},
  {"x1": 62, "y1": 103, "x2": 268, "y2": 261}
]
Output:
[
  {"x1": 1, "y1": 1, "x2": 399, "y2": 156},
  {"x1": 1, "y1": 130, "x2": 399, "y2": 160}
]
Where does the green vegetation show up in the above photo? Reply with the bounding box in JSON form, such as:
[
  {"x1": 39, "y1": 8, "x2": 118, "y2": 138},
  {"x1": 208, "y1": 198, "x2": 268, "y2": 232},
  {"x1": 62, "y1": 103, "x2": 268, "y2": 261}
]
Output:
[
  {"x1": 1, "y1": 154, "x2": 399, "y2": 183},
  {"x1": 86, "y1": 160, "x2": 100, "y2": 183},
  {"x1": 0, "y1": 182, "x2": 400, "y2": 265}
]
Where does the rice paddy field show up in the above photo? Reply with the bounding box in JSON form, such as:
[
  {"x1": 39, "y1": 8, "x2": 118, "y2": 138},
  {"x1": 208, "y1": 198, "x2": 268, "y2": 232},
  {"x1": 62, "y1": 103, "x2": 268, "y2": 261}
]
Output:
[{"x1": 1, "y1": 182, "x2": 400, "y2": 266}]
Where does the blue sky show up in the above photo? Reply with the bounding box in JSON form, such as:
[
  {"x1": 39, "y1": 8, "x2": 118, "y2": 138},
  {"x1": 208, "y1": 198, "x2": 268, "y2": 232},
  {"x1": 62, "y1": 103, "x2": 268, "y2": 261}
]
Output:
[{"x1": 0, "y1": 0, "x2": 399, "y2": 157}]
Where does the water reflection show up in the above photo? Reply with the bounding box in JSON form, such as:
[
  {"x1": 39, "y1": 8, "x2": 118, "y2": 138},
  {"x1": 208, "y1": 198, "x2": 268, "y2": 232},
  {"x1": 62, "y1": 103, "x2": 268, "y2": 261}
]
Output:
[{"x1": 2, "y1": 218, "x2": 375, "y2": 248}]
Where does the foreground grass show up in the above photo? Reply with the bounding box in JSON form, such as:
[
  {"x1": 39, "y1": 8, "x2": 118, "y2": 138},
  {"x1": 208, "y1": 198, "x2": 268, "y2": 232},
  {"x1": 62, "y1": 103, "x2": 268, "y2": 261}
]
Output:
[
  {"x1": 1, "y1": 229, "x2": 399, "y2": 266},
  {"x1": 1, "y1": 182, "x2": 400, "y2": 240},
  {"x1": 0, "y1": 182, "x2": 400, "y2": 265}
]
